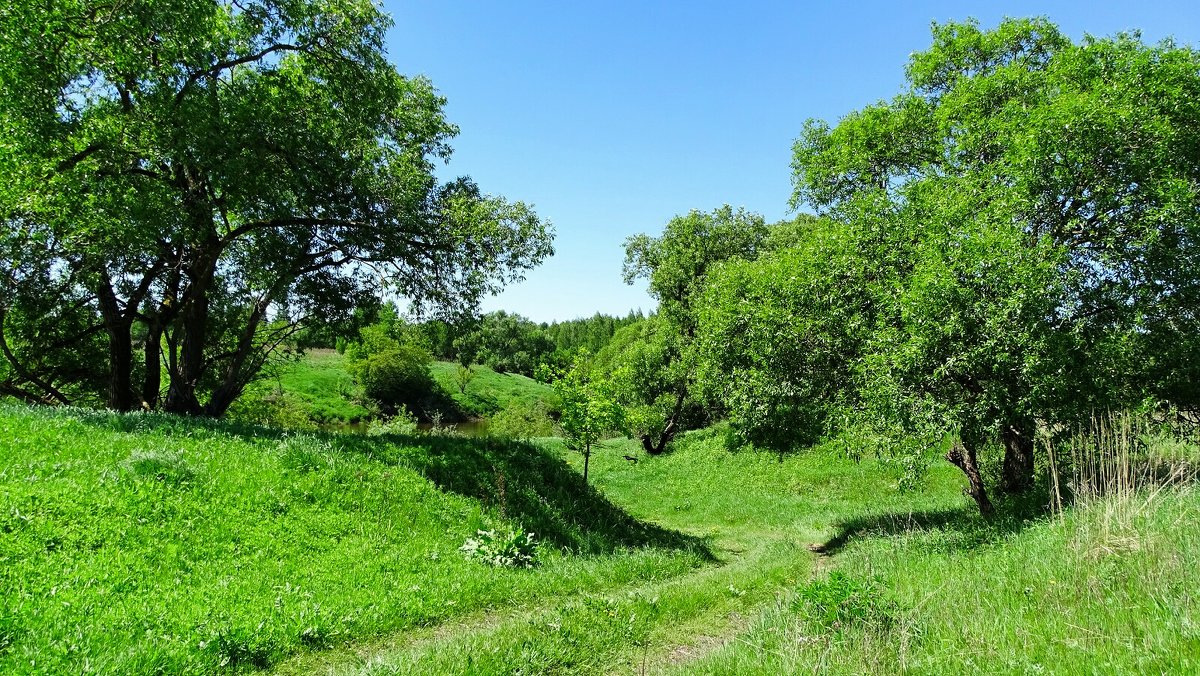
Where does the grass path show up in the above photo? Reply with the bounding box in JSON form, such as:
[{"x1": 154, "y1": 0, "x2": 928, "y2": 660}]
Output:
[{"x1": 275, "y1": 431, "x2": 967, "y2": 675}]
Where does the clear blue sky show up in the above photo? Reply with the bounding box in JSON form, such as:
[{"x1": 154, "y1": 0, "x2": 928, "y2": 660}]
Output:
[{"x1": 383, "y1": 1, "x2": 1199, "y2": 323}]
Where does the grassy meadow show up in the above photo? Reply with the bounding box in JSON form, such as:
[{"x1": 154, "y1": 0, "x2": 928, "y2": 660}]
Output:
[
  {"x1": 2, "y1": 400, "x2": 1197, "y2": 674},
  {"x1": 230, "y1": 351, "x2": 555, "y2": 430},
  {"x1": 427, "y1": 361, "x2": 555, "y2": 419}
]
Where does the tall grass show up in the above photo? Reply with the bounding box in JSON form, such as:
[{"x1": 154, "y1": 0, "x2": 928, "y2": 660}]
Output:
[{"x1": 683, "y1": 412, "x2": 1200, "y2": 674}]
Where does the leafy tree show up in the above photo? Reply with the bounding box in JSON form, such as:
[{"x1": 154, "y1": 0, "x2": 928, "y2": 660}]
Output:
[
  {"x1": 548, "y1": 354, "x2": 626, "y2": 484},
  {"x1": 454, "y1": 311, "x2": 553, "y2": 376},
  {"x1": 454, "y1": 364, "x2": 476, "y2": 395},
  {"x1": 619, "y1": 206, "x2": 769, "y2": 454},
  {"x1": 595, "y1": 316, "x2": 702, "y2": 455},
  {"x1": 0, "y1": 0, "x2": 552, "y2": 415},
  {"x1": 738, "y1": 17, "x2": 1200, "y2": 514},
  {"x1": 697, "y1": 216, "x2": 869, "y2": 455}
]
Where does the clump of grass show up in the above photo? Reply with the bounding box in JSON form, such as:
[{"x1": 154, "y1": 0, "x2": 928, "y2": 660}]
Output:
[
  {"x1": 120, "y1": 449, "x2": 197, "y2": 486},
  {"x1": 794, "y1": 571, "x2": 897, "y2": 634}
]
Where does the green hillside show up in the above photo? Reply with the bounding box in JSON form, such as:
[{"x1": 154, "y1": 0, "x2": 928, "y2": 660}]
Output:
[
  {"x1": 0, "y1": 403, "x2": 701, "y2": 674},
  {"x1": 427, "y1": 361, "x2": 555, "y2": 419}
]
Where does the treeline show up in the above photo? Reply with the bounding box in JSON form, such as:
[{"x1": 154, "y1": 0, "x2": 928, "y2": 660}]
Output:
[
  {"x1": 327, "y1": 307, "x2": 645, "y2": 379},
  {"x1": 592, "y1": 19, "x2": 1200, "y2": 515}
]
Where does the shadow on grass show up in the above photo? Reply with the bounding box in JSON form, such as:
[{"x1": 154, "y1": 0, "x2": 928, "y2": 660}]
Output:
[
  {"x1": 812, "y1": 496, "x2": 1051, "y2": 557},
  {"x1": 347, "y1": 433, "x2": 713, "y2": 558},
  {"x1": 33, "y1": 404, "x2": 711, "y2": 560}
]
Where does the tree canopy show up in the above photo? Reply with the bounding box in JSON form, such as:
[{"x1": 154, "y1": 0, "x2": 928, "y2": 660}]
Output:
[
  {"x1": 0, "y1": 0, "x2": 553, "y2": 415},
  {"x1": 698, "y1": 18, "x2": 1200, "y2": 514}
]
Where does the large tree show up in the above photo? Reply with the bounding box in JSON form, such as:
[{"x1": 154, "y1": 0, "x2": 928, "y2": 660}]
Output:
[
  {"x1": 0, "y1": 0, "x2": 552, "y2": 415},
  {"x1": 619, "y1": 206, "x2": 769, "y2": 454},
  {"x1": 703, "y1": 18, "x2": 1200, "y2": 514}
]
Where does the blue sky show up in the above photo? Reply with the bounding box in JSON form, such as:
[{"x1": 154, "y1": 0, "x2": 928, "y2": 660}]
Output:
[{"x1": 383, "y1": 1, "x2": 1199, "y2": 323}]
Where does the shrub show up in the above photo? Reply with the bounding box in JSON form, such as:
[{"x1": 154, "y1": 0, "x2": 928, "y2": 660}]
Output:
[
  {"x1": 226, "y1": 390, "x2": 319, "y2": 431},
  {"x1": 794, "y1": 571, "x2": 897, "y2": 633},
  {"x1": 489, "y1": 399, "x2": 557, "y2": 439},
  {"x1": 366, "y1": 407, "x2": 420, "y2": 437},
  {"x1": 350, "y1": 345, "x2": 434, "y2": 413},
  {"x1": 460, "y1": 525, "x2": 538, "y2": 568}
]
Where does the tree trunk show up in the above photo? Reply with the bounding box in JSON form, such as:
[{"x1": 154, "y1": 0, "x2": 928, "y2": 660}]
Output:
[
  {"x1": 1000, "y1": 418, "x2": 1036, "y2": 493},
  {"x1": 94, "y1": 275, "x2": 135, "y2": 411},
  {"x1": 163, "y1": 289, "x2": 207, "y2": 415},
  {"x1": 583, "y1": 446, "x2": 591, "y2": 484},
  {"x1": 642, "y1": 387, "x2": 688, "y2": 455},
  {"x1": 105, "y1": 323, "x2": 135, "y2": 411},
  {"x1": 946, "y1": 438, "x2": 994, "y2": 516},
  {"x1": 141, "y1": 319, "x2": 164, "y2": 409}
]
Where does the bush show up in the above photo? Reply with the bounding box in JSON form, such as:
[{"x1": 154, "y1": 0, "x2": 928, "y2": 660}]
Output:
[
  {"x1": 350, "y1": 345, "x2": 434, "y2": 414},
  {"x1": 460, "y1": 525, "x2": 538, "y2": 568},
  {"x1": 794, "y1": 571, "x2": 897, "y2": 633},
  {"x1": 366, "y1": 407, "x2": 420, "y2": 436},
  {"x1": 489, "y1": 399, "x2": 557, "y2": 439},
  {"x1": 226, "y1": 390, "x2": 319, "y2": 431}
]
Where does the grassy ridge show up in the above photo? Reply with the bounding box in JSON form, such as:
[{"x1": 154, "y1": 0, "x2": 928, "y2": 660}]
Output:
[
  {"x1": 234, "y1": 353, "x2": 554, "y2": 427},
  {"x1": 427, "y1": 362, "x2": 554, "y2": 418},
  {"x1": 0, "y1": 404, "x2": 704, "y2": 674}
]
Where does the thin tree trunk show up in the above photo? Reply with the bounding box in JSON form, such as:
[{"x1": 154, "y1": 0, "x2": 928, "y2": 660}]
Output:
[
  {"x1": 946, "y1": 438, "x2": 994, "y2": 516},
  {"x1": 642, "y1": 387, "x2": 688, "y2": 455},
  {"x1": 583, "y1": 446, "x2": 590, "y2": 484},
  {"x1": 141, "y1": 319, "x2": 164, "y2": 409}
]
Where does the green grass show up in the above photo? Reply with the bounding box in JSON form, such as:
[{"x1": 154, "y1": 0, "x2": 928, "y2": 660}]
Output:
[
  {"x1": 239, "y1": 350, "x2": 372, "y2": 425},
  {"x1": 0, "y1": 403, "x2": 704, "y2": 674},
  {"x1": 427, "y1": 362, "x2": 555, "y2": 418},
  {"x1": 682, "y1": 486, "x2": 1200, "y2": 674},
  {"x1": 4, "y1": 399, "x2": 1197, "y2": 674}
]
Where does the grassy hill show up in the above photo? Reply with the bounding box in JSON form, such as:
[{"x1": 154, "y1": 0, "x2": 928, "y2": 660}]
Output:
[
  {"x1": 3, "y1": 401, "x2": 1197, "y2": 674},
  {"x1": 285, "y1": 426, "x2": 1200, "y2": 674},
  {"x1": 232, "y1": 353, "x2": 554, "y2": 428},
  {"x1": 427, "y1": 361, "x2": 555, "y2": 419},
  {"x1": 0, "y1": 403, "x2": 701, "y2": 674}
]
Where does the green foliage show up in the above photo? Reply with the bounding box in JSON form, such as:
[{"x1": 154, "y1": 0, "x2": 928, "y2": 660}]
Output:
[
  {"x1": 794, "y1": 571, "x2": 897, "y2": 633},
  {"x1": 549, "y1": 354, "x2": 627, "y2": 482},
  {"x1": 623, "y1": 205, "x2": 769, "y2": 332},
  {"x1": 488, "y1": 399, "x2": 558, "y2": 439},
  {"x1": 597, "y1": 317, "x2": 701, "y2": 453},
  {"x1": 349, "y1": 347, "x2": 434, "y2": 414},
  {"x1": 460, "y1": 525, "x2": 538, "y2": 568},
  {"x1": 0, "y1": 0, "x2": 552, "y2": 415},
  {"x1": 696, "y1": 18, "x2": 1200, "y2": 512},
  {"x1": 454, "y1": 364, "x2": 476, "y2": 395},
  {"x1": 697, "y1": 216, "x2": 864, "y2": 453},
  {"x1": 366, "y1": 407, "x2": 421, "y2": 437},
  {"x1": 454, "y1": 310, "x2": 554, "y2": 376},
  {"x1": 345, "y1": 321, "x2": 436, "y2": 415}
]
